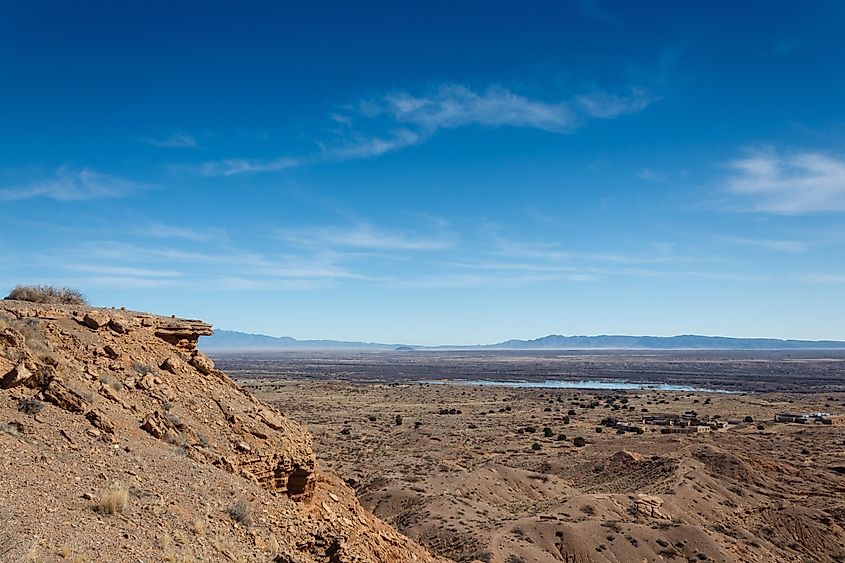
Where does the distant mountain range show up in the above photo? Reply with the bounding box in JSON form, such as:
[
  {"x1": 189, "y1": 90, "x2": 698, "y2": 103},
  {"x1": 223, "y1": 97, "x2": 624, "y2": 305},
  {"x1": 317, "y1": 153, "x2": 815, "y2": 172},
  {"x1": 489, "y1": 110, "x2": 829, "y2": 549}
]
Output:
[
  {"x1": 200, "y1": 330, "x2": 397, "y2": 350},
  {"x1": 199, "y1": 330, "x2": 845, "y2": 351}
]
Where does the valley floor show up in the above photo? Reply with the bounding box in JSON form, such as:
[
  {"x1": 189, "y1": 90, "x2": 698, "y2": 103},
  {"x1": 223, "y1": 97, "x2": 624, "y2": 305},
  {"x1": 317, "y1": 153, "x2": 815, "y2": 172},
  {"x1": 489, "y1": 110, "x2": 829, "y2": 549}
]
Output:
[{"x1": 243, "y1": 378, "x2": 845, "y2": 562}]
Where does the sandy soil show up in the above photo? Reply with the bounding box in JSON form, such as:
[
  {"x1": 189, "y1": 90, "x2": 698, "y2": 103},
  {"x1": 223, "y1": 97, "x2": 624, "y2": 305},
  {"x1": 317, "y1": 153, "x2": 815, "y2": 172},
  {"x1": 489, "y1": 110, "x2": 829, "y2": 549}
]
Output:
[{"x1": 241, "y1": 375, "x2": 845, "y2": 562}]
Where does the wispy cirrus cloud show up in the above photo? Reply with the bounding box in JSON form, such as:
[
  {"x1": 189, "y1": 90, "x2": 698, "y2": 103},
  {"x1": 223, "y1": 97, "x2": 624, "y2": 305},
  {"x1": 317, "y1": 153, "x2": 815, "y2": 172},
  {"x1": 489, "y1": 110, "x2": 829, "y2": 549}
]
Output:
[
  {"x1": 198, "y1": 80, "x2": 659, "y2": 175},
  {"x1": 134, "y1": 221, "x2": 225, "y2": 242},
  {"x1": 197, "y1": 156, "x2": 301, "y2": 176},
  {"x1": 719, "y1": 236, "x2": 808, "y2": 253},
  {"x1": 366, "y1": 84, "x2": 578, "y2": 134},
  {"x1": 325, "y1": 129, "x2": 423, "y2": 160},
  {"x1": 723, "y1": 148, "x2": 845, "y2": 214},
  {"x1": 67, "y1": 264, "x2": 184, "y2": 277},
  {"x1": 140, "y1": 131, "x2": 198, "y2": 148},
  {"x1": 577, "y1": 87, "x2": 658, "y2": 118},
  {"x1": 276, "y1": 223, "x2": 454, "y2": 252},
  {"x1": 0, "y1": 166, "x2": 148, "y2": 201}
]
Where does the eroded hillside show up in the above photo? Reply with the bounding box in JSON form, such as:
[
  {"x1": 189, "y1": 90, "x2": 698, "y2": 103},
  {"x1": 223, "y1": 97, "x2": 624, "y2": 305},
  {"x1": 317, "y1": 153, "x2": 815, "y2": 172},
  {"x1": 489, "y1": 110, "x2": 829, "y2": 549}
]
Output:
[
  {"x1": 0, "y1": 300, "x2": 441, "y2": 562},
  {"x1": 246, "y1": 377, "x2": 845, "y2": 563}
]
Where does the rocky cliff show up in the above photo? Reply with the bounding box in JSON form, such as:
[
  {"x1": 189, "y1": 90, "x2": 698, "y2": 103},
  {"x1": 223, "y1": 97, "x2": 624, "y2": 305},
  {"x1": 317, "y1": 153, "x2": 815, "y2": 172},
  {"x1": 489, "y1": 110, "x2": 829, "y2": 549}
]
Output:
[{"x1": 0, "y1": 300, "x2": 442, "y2": 562}]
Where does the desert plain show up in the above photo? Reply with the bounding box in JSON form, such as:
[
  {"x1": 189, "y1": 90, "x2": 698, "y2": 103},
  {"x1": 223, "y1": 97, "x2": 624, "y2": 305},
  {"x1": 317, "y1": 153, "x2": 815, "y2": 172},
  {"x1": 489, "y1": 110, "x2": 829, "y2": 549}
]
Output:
[{"x1": 219, "y1": 350, "x2": 845, "y2": 563}]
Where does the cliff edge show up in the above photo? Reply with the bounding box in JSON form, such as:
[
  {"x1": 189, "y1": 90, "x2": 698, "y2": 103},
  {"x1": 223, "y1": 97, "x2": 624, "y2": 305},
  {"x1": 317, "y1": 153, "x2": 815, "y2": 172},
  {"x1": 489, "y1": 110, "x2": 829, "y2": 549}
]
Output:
[{"x1": 0, "y1": 300, "x2": 442, "y2": 562}]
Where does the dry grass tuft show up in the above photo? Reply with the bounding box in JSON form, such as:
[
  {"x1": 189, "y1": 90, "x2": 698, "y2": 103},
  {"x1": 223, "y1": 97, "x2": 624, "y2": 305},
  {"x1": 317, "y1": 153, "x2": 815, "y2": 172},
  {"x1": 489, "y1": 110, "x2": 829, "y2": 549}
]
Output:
[
  {"x1": 6, "y1": 285, "x2": 88, "y2": 305},
  {"x1": 0, "y1": 422, "x2": 21, "y2": 436},
  {"x1": 190, "y1": 516, "x2": 208, "y2": 536},
  {"x1": 18, "y1": 397, "x2": 46, "y2": 416},
  {"x1": 226, "y1": 498, "x2": 252, "y2": 526},
  {"x1": 96, "y1": 484, "x2": 129, "y2": 515}
]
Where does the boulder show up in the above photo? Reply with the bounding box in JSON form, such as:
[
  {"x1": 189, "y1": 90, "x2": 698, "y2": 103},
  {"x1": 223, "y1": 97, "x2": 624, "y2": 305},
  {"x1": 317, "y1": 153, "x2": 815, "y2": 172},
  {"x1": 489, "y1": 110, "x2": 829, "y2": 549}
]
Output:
[
  {"x1": 103, "y1": 344, "x2": 120, "y2": 360},
  {"x1": 0, "y1": 327, "x2": 26, "y2": 348},
  {"x1": 161, "y1": 356, "x2": 190, "y2": 376},
  {"x1": 42, "y1": 378, "x2": 88, "y2": 413},
  {"x1": 1, "y1": 362, "x2": 31, "y2": 389},
  {"x1": 189, "y1": 351, "x2": 215, "y2": 375},
  {"x1": 85, "y1": 410, "x2": 115, "y2": 434},
  {"x1": 82, "y1": 311, "x2": 110, "y2": 330}
]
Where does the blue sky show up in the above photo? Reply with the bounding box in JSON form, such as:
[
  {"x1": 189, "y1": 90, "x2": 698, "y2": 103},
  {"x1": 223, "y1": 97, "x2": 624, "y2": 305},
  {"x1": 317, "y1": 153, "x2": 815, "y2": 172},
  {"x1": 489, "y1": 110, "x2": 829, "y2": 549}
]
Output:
[{"x1": 2, "y1": 1, "x2": 845, "y2": 344}]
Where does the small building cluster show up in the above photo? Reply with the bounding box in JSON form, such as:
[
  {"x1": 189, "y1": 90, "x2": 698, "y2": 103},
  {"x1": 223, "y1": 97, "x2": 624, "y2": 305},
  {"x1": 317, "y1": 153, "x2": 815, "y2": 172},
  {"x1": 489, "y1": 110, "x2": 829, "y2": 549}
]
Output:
[
  {"x1": 774, "y1": 412, "x2": 845, "y2": 425},
  {"x1": 599, "y1": 417, "x2": 644, "y2": 434},
  {"x1": 642, "y1": 410, "x2": 727, "y2": 433}
]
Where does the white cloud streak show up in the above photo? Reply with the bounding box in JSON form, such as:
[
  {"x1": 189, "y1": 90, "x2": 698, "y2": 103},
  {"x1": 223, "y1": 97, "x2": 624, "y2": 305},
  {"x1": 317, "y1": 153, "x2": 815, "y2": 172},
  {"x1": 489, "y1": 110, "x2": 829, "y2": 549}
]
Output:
[
  {"x1": 719, "y1": 236, "x2": 808, "y2": 253},
  {"x1": 197, "y1": 157, "x2": 301, "y2": 176},
  {"x1": 0, "y1": 166, "x2": 147, "y2": 201},
  {"x1": 725, "y1": 148, "x2": 845, "y2": 214},
  {"x1": 577, "y1": 87, "x2": 658, "y2": 119},
  {"x1": 199, "y1": 81, "x2": 658, "y2": 175},
  {"x1": 137, "y1": 222, "x2": 224, "y2": 242},
  {"x1": 276, "y1": 223, "x2": 454, "y2": 252},
  {"x1": 373, "y1": 84, "x2": 578, "y2": 133},
  {"x1": 140, "y1": 131, "x2": 198, "y2": 148}
]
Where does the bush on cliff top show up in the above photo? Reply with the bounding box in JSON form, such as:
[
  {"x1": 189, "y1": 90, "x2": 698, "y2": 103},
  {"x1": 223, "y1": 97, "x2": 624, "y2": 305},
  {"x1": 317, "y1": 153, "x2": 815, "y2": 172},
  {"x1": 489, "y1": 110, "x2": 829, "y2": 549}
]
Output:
[{"x1": 5, "y1": 285, "x2": 88, "y2": 305}]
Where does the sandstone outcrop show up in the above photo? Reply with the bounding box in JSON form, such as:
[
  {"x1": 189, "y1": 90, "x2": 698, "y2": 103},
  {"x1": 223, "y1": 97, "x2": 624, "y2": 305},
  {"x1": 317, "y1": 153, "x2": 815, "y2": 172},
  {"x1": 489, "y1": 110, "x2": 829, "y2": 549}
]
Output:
[{"x1": 0, "y1": 299, "x2": 441, "y2": 562}]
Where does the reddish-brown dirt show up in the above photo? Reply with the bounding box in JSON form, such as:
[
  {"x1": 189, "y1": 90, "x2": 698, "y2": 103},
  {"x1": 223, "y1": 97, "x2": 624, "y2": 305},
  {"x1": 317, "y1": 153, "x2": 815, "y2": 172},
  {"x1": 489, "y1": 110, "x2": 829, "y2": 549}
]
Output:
[
  {"x1": 0, "y1": 300, "x2": 443, "y2": 562},
  {"x1": 245, "y1": 377, "x2": 845, "y2": 563}
]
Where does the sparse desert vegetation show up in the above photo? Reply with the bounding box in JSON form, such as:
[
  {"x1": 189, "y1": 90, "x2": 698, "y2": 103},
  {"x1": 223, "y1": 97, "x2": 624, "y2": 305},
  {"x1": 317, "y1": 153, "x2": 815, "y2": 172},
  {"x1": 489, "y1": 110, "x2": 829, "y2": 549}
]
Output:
[
  {"x1": 5, "y1": 285, "x2": 87, "y2": 305},
  {"x1": 226, "y1": 498, "x2": 252, "y2": 526},
  {"x1": 96, "y1": 483, "x2": 129, "y2": 515},
  {"x1": 0, "y1": 300, "x2": 438, "y2": 562},
  {"x1": 231, "y1": 350, "x2": 845, "y2": 563}
]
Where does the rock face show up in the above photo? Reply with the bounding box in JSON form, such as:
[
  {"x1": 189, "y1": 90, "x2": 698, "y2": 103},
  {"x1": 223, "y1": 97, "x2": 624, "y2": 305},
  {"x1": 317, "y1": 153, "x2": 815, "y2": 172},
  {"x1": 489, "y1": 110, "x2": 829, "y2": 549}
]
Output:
[{"x1": 0, "y1": 299, "x2": 441, "y2": 562}]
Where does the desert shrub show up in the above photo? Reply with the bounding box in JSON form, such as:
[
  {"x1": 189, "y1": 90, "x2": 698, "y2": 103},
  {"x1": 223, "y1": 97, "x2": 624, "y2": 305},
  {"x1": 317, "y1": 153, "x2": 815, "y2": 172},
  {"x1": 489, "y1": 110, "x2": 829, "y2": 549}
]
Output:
[
  {"x1": 557, "y1": 434, "x2": 567, "y2": 441},
  {"x1": 744, "y1": 416, "x2": 753, "y2": 423},
  {"x1": 531, "y1": 442, "x2": 542, "y2": 451},
  {"x1": 543, "y1": 427, "x2": 554, "y2": 437},
  {"x1": 190, "y1": 516, "x2": 208, "y2": 536},
  {"x1": 96, "y1": 483, "x2": 129, "y2": 514},
  {"x1": 227, "y1": 498, "x2": 252, "y2": 525},
  {"x1": 595, "y1": 427, "x2": 603, "y2": 433},
  {"x1": 6, "y1": 285, "x2": 87, "y2": 305},
  {"x1": 0, "y1": 422, "x2": 21, "y2": 436},
  {"x1": 165, "y1": 431, "x2": 188, "y2": 449},
  {"x1": 166, "y1": 413, "x2": 185, "y2": 429},
  {"x1": 99, "y1": 373, "x2": 124, "y2": 391},
  {"x1": 394, "y1": 414, "x2": 403, "y2": 426},
  {"x1": 573, "y1": 436, "x2": 586, "y2": 447},
  {"x1": 18, "y1": 397, "x2": 45, "y2": 416},
  {"x1": 133, "y1": 362, "x2": 157, "y2": 376}
]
